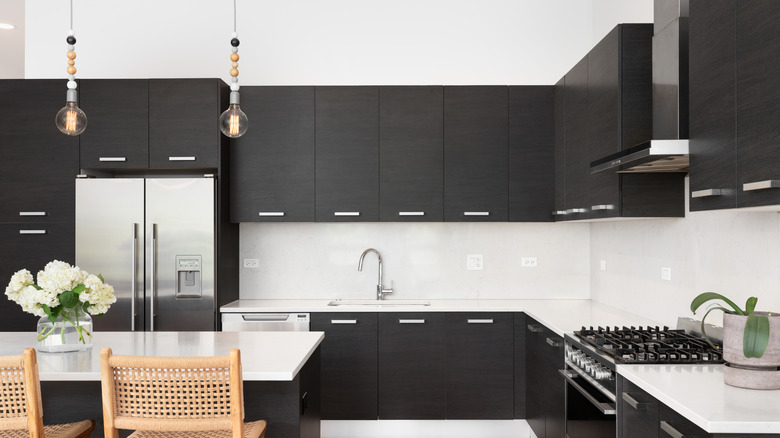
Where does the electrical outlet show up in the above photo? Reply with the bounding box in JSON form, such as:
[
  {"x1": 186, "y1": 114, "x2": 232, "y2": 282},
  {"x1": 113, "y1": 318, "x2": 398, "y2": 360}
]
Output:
[
  {"x1": 600, "y1": 260, "x2": 606, "y2": 271},
  {"x1": 661, "y1": 267, "x2": 671, "y2": 281},
  {"x1": 467, "y1": 254, "x2": 483, "y2": 271},
  {"x1": 243, "y1": 258, "x2": 259, "y2": 269},
  {"x1": 521, "y1": 257, "x2": 538, "y2": 267}
]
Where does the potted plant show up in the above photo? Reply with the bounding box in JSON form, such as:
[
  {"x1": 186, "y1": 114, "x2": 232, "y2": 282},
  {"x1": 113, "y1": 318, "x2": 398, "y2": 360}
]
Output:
[{"x1": 691, "y1": 292, "x2": 780, "y2": 390}]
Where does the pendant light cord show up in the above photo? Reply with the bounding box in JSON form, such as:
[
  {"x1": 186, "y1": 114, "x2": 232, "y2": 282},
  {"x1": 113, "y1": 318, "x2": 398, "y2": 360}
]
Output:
[
  {"x1": 69, "y1": 0, "x2": 73, "y2": 31},
  {"x1": 233, "y1": 0, "x2": 237, "y2": 33}
]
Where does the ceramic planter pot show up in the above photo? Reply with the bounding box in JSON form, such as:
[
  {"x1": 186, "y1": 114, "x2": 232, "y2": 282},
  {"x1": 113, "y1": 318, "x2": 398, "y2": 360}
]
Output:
[{"x1": 723, "y1": 312, "x2": 780, "y2": 390}]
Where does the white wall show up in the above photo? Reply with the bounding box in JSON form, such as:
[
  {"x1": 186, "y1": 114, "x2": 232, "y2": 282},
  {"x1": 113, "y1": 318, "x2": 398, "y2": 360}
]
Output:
[
  {"x1": 0, "y1": 0, "x2": 24, "y2": 79},
  {"x1": 590, "y1": 178, "x2": 780, "y2": 327}
]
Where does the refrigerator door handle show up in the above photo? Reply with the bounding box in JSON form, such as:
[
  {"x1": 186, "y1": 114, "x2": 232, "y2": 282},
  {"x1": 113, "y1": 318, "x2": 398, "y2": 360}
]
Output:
[
  {"x1": 151, "y1": 223, "x2": 157, "y2": 332},
  {"x1": 131, "y1": 223, "x2": 137, "y2": 331}
]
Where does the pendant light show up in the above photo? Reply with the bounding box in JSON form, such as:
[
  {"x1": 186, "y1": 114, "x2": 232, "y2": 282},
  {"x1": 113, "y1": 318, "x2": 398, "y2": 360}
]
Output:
[
  {"x1": 55, "y1": 0, "x2": 87, "y2": 136},
  {"x1": 219, "y1": 0, "x2": 248, "y2": 138}
]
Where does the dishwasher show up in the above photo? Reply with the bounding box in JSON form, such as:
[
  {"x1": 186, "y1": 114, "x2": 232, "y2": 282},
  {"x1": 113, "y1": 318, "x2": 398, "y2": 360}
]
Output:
[{"x1": 221, "y1": 313, "x2": 310, "y2": 331}]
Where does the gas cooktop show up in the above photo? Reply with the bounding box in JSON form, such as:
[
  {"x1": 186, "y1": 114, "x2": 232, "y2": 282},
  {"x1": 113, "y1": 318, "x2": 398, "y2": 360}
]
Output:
[{"x1": 573, "y1": 326, "x2": 724, "y2": 365}]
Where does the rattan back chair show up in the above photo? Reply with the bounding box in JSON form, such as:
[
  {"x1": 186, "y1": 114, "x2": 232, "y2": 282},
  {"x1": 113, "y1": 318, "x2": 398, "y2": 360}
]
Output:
[
  {"x1": 99, "y1": 348, "x2": 266, "y2": 438},
  {"x1": 0, "y1": 348, "x2": 95, "y2": 438}
]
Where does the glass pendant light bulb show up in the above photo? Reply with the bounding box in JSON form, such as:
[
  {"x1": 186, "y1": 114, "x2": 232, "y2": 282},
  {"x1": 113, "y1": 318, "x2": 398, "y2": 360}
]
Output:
[
  {"x1": 220, "y1": 92, "x2": 248, "y2": 138},
  {"x1": 56, "y1": 90, "x2": 87, "y2": 136}
]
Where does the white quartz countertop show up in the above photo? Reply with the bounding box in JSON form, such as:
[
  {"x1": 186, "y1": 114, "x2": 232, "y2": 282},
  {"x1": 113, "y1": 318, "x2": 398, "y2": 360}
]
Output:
[
  {"x1": 220, "y1": 298, "x2": 660, "y2": 337},
  {"x1": 618, "y1": 364, "x2": 780, "y2": 434},
  {"x1": 0, "y1": 331, "x2": 323, "y2": 382}
]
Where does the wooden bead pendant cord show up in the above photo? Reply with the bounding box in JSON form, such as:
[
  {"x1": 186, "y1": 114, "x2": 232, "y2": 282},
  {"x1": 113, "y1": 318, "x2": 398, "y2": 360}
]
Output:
[
  {"x1": 219, "y1": 0, "x2": 249, "y2": 138},
  {"x1": 55, "y1": 0, "x2": 88, "y2": 136}
]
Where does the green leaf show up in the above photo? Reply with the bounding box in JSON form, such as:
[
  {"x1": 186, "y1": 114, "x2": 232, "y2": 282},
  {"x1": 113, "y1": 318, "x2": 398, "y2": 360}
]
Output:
[
  {"x1": 97, "y1": 274, "x2": 104, "y2": 283},
  {"x1": 699, "y1": 305, "x2": 729, "y2": 350},
  {"x1": 691, "y1": 292, "x2": 746, "y2": 316},
  {"x1": 47, "y1": 305, "x2": 62, "y2": 323},
  {"x1": 743, "y1": 314, "x2": 770, "y2": 358},
  {"x1": 82, "y1": 301, "x2": 90, "y2": 313},
  {"x1": 745, "y1": 297, "x2": 758, "y2": 315},
  {"x1": 71, "y1": 283, "x2": 85, "y2": 294},
  {"x1": 58, "y1": 290, "x2": 79, "y2": 308}
]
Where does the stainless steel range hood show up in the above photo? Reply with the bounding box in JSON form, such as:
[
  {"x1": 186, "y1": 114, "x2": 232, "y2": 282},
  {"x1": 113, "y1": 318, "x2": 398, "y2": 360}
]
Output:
[{"x1": 591, "y1": 0, "x2": 689, "y2": 174}]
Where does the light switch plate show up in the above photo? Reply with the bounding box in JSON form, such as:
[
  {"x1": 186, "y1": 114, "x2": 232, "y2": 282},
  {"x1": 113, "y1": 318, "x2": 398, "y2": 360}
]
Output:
[{"x1": 661, "y1": 267, "x2": 671, "y2": 281}]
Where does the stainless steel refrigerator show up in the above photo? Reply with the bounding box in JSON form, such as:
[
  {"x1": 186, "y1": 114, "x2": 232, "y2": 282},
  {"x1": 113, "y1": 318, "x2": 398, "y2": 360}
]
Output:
[{"x1": 76, "y1": 177, "x2": 218, "y2": 331}]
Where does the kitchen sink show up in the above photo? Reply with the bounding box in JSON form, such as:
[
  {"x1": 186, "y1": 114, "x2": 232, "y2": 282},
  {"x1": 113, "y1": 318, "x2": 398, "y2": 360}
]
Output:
[{"x1": 327, "y1": 299, "x2": 430, "y2": 307}]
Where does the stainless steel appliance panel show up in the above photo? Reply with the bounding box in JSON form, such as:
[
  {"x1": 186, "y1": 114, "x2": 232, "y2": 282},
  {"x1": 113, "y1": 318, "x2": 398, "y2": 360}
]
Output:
[
  {"x1": 145, "y1": 178, "x2": 215, "y2": 331},
  {"x1": 76, "y1": 178, "x2": 144, "y2": 331},
  {"x1": 221, "y1": 313, "x2": 311, "y2": 332}
]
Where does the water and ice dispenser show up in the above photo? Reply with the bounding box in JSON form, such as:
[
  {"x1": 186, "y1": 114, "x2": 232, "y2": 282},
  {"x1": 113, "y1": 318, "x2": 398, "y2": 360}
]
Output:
[{"x1": 175, "y1": 255, "x2": 202, "y2": 298}]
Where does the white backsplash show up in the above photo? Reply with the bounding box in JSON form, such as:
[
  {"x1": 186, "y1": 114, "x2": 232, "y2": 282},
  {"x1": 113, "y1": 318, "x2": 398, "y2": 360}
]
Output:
[
  {"x1": 590, "y1": 178, "x2": 780, "y2": 328},
  {"x1": 240, "y1": 222, "x2": 590, "y2": 300}
]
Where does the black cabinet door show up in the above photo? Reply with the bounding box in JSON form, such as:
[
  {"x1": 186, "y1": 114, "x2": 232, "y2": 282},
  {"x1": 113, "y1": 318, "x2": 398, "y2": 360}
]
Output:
[
  {"x1": 315, "y1": 87, "x2": 379, "y2": 222},
  {"x1": 658, "y1": 403, "x2": 711, "y2": 438},
  {"x1": 379, "y1": 86, "x2": 443, "y2": 222},
  {"x1": 445, "y1": 312, "x2": 513, "y2": 419},
  {"x1": 689, "y1": 0, "x2": 738, "y2": 211},
  {"x1": 0, "y1": 80, "x2": 79, "y2": 223},
  {"x1": 563, "y1": 57, "x2": 590, "y2": 219},
  {"x1": 526, "y1": 317, "x2": 565, "y2": 438},
  {"x1": 443, "y1": 86, "x2": 508, "y2": 222},
  {"x1": 79, "y1": 79, "x2": 149, "y2": 169},
  {"x1": 230, "y1": 86, "x2": 315, "y2": 222},
  {"x1": 508, "y1": 86, "x2": 555, "y2": 222},
  {"x1": 310, "y1": 313, "x2": 377, "y2": 420},
  {"x1": 514, "y1": 313, "x2": 527, "y2": 419},
  {"x1": 619, "y1": 377, "x2": 660, "y2": 438},
  {"x1": 148, "y1": 79, "x2": 223, "y2": 169},
  {"x1": 378, "y1": 312, "x2": 445, "y2": 419},
  {"x1": 553, "y1": 77, "x2": 567, "y2": 220},
  {"x1": 0, "y1": 223, "x2": 75, "y2": 331},
  {"x1": 736, "y1": 0, "x2": 780, "y2": 207}
]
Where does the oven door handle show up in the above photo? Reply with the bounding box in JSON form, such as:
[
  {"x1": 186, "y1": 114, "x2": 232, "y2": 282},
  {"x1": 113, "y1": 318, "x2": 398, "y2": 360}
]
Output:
[{"x1": 558, "y1": 369, "x2": 616, "y2": 415}]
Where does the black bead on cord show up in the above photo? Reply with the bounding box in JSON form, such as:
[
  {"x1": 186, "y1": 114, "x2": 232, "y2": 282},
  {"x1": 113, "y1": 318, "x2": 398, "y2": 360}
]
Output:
[
  {"x1": 231, "y1": 38, "x2": 240, "y2": 47},
  {"x1": 66, "y1": 35, "x2": 76, "y2": 45}
]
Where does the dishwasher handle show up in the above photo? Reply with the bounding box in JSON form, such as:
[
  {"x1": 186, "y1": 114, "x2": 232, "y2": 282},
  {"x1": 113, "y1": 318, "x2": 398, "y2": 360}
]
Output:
[{"x1": 242, "y1": 314, "x2": 291, "y2": 322}]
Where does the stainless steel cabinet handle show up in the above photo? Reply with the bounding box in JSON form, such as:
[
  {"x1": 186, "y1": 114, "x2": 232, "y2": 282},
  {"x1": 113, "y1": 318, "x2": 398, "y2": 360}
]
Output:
[
  {"x1": 622, "y1": 393, "x2": 648, "y2": 411},
  {"x1": 398, "y1": 212, "x2": 425, "y2": 216},
  {"x1": 691, "y1": 188, "x2": 724, "y2": 198},
  {"x1": 566, "y1": 208, "x2": 587, "y2": 214},
  {"x1": 527, "y1": 324, "x2": 543, "y2": 333},
  {"x1": 552, "y1": 210, "x2": 568, "y2": 216},
  {"x1": 546, "y1": 337, "x2": 562, "y2": 347},
  {"x1": 659, "y1": 421, "x2": 687, "y2": 438},
  {"x1": 243, "y1": 314, "x2": 290, "y2": 321},
  {"x1": 399, "y1": 319, "x2": 426, "y2": 324},
  {"x1": 258, "y1": 212, "x2": 285, "y2": 217},
  {"x1": 99, "y1": 157, "x2": 127, "y2": 162},
  {"x1": 168, "y1": 156, "x2": 196, "y2": 161},
  {"x1": 591, "y1": 204, "x2": 615, "y2": 211},
  {"x1": 743, "y1": 180, "x2": 780, "y2": 191},
  {"x1": 334, "y1": 212, "x2": 360, "y2": 217},
  {"x1": 467, "y1": 319, "x2": 494, "y2": 324},
  {"x1": 150, "y1": 223, "x2": 157, "y2": 332},
  {"x1": 559, "y1": 370, "x2": 616, "y2": 415},
  {"x1": 18, "y1": 212, "x2": 46, "y2": 216},
  {"x1": 463, "y1": 212, "x2": 490, "y2": 216},
  {"x1": 131, "y1": 223, "x2": 137, "y2": 332},
  {"x1": 19, "y1": 230, "x2": 46, "y2": 235},
  {"x1": 331, "y1": 319, "x2": 358, "y2": 324}
]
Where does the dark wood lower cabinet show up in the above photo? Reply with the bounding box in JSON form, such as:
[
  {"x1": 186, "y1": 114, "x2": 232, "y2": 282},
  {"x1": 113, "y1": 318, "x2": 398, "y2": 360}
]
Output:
[
  {"x1": 378, "y1": 312, "x2": 445, "y2": 419},
  {"x1": 445, "y1": 312, "x2": 514, "y2": 419},
  {"x1": 619, "y1": 376, "x2": 660, "y2": 438},
  {"x1": 526, "y1": 316, "x2": 564, "y2": 438},
  {"x1": 311, "y1": 312, "x2": 377, "y2": 420}
]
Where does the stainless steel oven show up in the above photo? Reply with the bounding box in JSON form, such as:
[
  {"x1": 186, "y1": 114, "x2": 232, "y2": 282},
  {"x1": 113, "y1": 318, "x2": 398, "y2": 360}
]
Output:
[{"x1": 562, "y1": 337, "x2": 617, "y2": 438}]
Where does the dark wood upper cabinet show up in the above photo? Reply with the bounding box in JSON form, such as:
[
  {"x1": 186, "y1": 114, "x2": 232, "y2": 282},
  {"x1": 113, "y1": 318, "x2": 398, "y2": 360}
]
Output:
[
  {"x1": 445, "y1": 312, "x2": 514, "y2": 419},
  {"x1": 148, "y1": 79, "x2": 225, "y2": 169},
  {"x1": 378, "y1": 312, "x2": 445, "y2": 419},
  {"x1": 0, "y1": 80, "x2": 79, "y2": 223},
  {"x1": 230, "y1": 86, "x2": 315, "y2": 222},
  {"x1": 379, "y1": 86, "x2": 444, "y2": 222},
  {"x1": 443, "y1": 86, "x2": 508, "y2": 222},
  {"x1": 563, "y1": 57, "x2": 590, "y2": 219},
  {"x1": 736, "y1": 0, "x2": 780, "y2": 207},
  {"x1": 79, "y1": 79, "x2": 149, "y2": 169},
  {"x1": 311, "y1": 313, "x2": 378, "y2": 420},
  {"x1": 508, "y1": 86, "x2": 555, "y2": 222},
  {"x1": 689, "y1": 0, "x2": 738, "y2": 211},
  {"x1": 553, "y1": 78, "x2": 567, "y2": 218},
  {"x1": 315, "y1": 86, "x2": 379, "y2": 222}
]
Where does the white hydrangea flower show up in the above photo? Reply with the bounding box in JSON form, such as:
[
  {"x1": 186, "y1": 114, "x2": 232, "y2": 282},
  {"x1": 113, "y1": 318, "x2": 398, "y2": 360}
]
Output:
[
  {"x1": 36, "y1": 260, "x2": 83, "y2": 295},
  {"x1": 5, "y1": 269, "x2": 34, "y2": 300},
  {"x1": 16, "y1": 285, "x2": 58, "y2": 318},
  {"x1": 80, "y1": 274, "x2": 116, "y2": 315}
]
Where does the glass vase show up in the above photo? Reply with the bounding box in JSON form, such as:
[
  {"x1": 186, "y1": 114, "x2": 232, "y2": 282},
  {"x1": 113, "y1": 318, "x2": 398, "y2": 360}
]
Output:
[{"x1": 36, "y1": 307, "x2": 93, "y2": 353}]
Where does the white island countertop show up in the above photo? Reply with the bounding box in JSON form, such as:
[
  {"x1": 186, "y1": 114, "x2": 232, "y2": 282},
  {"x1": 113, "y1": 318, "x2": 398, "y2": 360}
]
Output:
[
  {"x1": 0, "y1": 331, "x2": 323, "y2": 382},
  {"x1": 618, "y1": 364, "x2": 780, "y2": 434},
  {"x1": 221, "y1": 298, "x2": 660, "y2": 337}
]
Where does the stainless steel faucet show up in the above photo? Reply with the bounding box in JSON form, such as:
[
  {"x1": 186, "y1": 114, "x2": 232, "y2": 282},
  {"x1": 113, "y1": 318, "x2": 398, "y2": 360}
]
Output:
[{"x1": 358, "y1": 248, "x2": 394, "y2": 300}]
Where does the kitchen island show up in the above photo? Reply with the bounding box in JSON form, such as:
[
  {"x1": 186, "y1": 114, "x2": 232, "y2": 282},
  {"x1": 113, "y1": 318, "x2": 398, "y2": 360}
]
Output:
[{"x1": 0, "y1": 331, "x2": 323, "y2": 438}]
